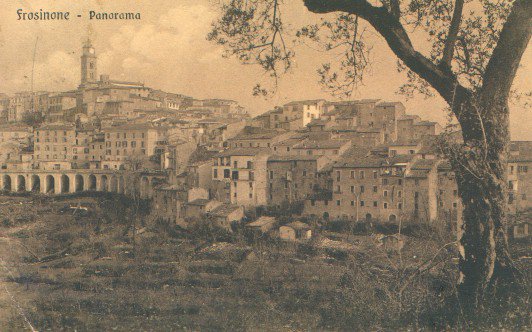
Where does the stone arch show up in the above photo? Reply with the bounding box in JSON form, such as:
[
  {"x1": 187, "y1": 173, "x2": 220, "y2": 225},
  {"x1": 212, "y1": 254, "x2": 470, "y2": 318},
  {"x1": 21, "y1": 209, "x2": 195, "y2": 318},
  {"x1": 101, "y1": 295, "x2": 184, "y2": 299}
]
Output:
[
  {"x1": 101, "y1": 175, "x2": 108, "y2": 192},
  {"x1": 2, "y1": 175, "x2": 12, "y2": 191},
  {"x1": 31, "y1": 175, "x2": 41, "y2": 192},
  {"x1": 118, "y1": 176, "x2": 125, "y2": 194},
  {"x1": 45, "y1": 175, "x2": 55, "y2": 194},
  {"x1": 88, "y1": 174, "x2": 97, "y2": 191},
  {"x1": 388, "y1": 214, "x2": 397, "y2": 222},
  {"x1": 60, "y1": 174, "x2": 70, "y2": 193},
  {"x1": 75, "y1": 174, "x2": 84, "y2": 192},
  {"x1": 110, "y1": 176, "x2": 118, "y2": 192},
  {"x1": 17, "y1": 175, "x2": 26, "y2": 192},
  {"x1": 365, "y1": 213, "x2": 372, "y2": 222}
]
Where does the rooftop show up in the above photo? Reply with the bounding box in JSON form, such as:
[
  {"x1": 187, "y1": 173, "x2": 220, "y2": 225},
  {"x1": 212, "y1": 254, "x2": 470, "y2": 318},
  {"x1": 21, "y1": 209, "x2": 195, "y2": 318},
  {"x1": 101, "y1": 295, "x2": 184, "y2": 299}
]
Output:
[
  {"x1": 216, "y1": 147, "x2": 270, "y2": 157},
  {"x1": 293, "y1": 139, "x2": 350, "y2": 150},
  {"x1": 210, "y1": 204, "x2": 242, "y2": 217},
  {"x1": 285, "y1": 221, "x2": 311, "y2": 230},
  {"x1": 246, "y1": 216, "x2": 276, "y2": 227}
]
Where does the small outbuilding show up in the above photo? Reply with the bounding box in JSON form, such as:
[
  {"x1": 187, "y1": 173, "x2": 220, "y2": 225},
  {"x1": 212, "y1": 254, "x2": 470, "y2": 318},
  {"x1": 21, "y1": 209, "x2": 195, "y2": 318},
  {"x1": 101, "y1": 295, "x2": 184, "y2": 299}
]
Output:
[
  {"x1": 279, "y1": 221, "x2": 312, "y2": 241},
  {"x1": 245, "y1": 216, "x2": 277, "y2": 235}
]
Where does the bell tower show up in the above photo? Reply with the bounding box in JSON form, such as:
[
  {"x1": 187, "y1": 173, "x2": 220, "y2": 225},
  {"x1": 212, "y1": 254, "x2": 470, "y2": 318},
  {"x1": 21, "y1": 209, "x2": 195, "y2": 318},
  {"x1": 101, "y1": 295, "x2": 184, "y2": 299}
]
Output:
[{"x1": 80, "y1": 39, "x2": 97, "y2": 86}]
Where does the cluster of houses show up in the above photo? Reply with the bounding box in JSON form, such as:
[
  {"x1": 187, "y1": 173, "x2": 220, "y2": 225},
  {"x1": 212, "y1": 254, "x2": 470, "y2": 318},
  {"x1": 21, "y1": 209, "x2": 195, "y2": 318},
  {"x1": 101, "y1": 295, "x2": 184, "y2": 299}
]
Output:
[{"x1": 1, "y1": 41, "x2": 530, "y2": 241}]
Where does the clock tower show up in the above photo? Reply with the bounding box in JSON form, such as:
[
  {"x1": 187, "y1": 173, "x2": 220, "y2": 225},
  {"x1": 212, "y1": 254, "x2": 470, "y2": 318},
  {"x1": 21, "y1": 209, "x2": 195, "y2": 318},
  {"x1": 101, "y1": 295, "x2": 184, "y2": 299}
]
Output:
[{"x1": 80, "y1": 39, "x2": 97, "y2": 86}]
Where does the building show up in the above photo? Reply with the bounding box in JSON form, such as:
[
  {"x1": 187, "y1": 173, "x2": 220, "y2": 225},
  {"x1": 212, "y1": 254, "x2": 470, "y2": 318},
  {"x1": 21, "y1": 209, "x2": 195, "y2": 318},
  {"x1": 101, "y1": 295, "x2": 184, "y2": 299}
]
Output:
[
  {"x1": 34, "y1": 124, "x2": 76, "y2": 170},
  {"x1": 211, "y1": 148, "x2": 270, "y2": 207},
  {"x1": 245, "y1": 216, "x2": 277, "y2": 235},
  {"x1": 102, "y1": 123, "x2": 168, "y2": 170},
  {"x1": 279, "y1": 221, "x2": 313, "y2": 241},
  {"x1": 266, "y1": 155, "x2": 329, "y2": 205}
]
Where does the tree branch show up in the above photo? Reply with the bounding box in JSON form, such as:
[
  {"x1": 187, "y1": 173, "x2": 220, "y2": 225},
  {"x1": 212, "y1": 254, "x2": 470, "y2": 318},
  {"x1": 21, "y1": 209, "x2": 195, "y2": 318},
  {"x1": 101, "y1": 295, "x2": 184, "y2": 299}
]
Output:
[
  {"x1": 481, "y1": 0, "x2": 532, "y2": 104},
  {"x1": 440, "y1": 0, "x2": 464, "y2": 69},
  {"x1": 390, "y1": 0, "x2": 401, "y2": 19},
  {"x1": 303, "y1": 0, "x2": 470, "y2": 106}
]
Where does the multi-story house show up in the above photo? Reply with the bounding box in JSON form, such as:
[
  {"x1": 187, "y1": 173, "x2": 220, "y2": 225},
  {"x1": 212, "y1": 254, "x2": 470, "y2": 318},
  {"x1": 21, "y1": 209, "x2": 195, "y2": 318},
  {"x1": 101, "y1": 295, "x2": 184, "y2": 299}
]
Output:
[
  {"x1": 508, "y1": 141, "x2": 532, "y2": 213},
  {"x1": 211, "y1": 148, "x2": 270, "y2": 207},
  {"x1": 34, "y1": 124, "x2": 76, "y2": 170},
  {"x1": 102, "y1": 123, "x2": 168, "y2": 170},
  {"x1": 266, "y1": 155, "x2": 329, "y2": 205}
]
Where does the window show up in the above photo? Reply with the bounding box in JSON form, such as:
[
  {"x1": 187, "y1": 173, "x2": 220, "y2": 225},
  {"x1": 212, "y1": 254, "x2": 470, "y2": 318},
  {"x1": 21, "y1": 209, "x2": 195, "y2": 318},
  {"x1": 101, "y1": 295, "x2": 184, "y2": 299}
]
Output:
[
  {"x1": 452, "y1": 202, "x2": 458, "y2": 209},
  {"x1": 336, "y1": 171, "x2": 341, "y2": 181},
  {"x1": 398, "y1": 203, "x2": 403, "y2": 209},
  {"x1": 384, "y1": 203, "x2": 388, "y2": 209},
  {"x1": 336, "y1": 185, "x2": 341, "y2": 193},
  {"x1": 224, "y1": 169, "x2": 230, "y2": 178},
  {"x1": 510, "y1": 165, "x2": 515, "y2": 174},
  {"x1": 398, "y1": 179, "x2": 402, "y2": 185},
  {"x1": 398, "y1": 191, "x2": 402, "y2": 198},
  {"x1": 336, "y1": 200, "x2": 341, "y2": 206},
  {"x1": 350, "y1": 171, "x2": 355, "y2": 179},
  {"x1": 131, "y1": 141, "x2": 136, "y2": 148},
  {"x1": 373, "y1": 186, "x2": 377, "y2": 193},
  {"x1": 351, "y1": 186, "x2": 355, "y2": 193},
  {"x1": 232, "y1": 171, "x2": 239, "y2": 180},
  {"x1": 360, "y1": 186, "x2": 365, "y2": 193},
  {"x1": 351, "y1": 201, "x2": 355, "y2": 206},
  {"x1": 383, "y1": 190, "x2": 388, "y2": 197},
  {"x1": 373, "y1": 171, "x2": 378, "y2": 179},
  {"x1": 415, "y1": 179, "x2": 419, "y2": 186},
  {"x1": 303, "y1": 170, "x2": 307, "y2": 177},
  {"x1": 213, "y1": 169, "x2": 218, "y2": 179},
  {"x1": 269, "y1": 171, "x2": 274, "y2": 179},
  {"x1": 382, "y1": 179, "x2": 388, "y2": 185},
  {"x1": 360, "y1": 171, "x2": 365, "y2": 179},
  {"x1": 247, "y1": 161, "x2": 253, "y2": 169},
  {"x1": 373, "y1": 201, "x2": 378, "y2": 207},
  {"x1": 360, "y1": 201, "x2": 365, "y2": 207},
  {"x1": 508, "y1": 181, "x2": 514, "y2": 190},
  {"x1": 453, "y1": 190, "x2": 458, "y2": 196},
  {"x1": 414, "y1": 192, "x2": 419, "y2": 199}
]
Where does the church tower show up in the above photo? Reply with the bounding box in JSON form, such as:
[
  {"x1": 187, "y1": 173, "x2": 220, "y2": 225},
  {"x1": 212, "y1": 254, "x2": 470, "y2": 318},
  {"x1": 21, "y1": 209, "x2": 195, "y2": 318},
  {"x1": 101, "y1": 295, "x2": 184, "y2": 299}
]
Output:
[{"x1": 80, "y1": 39, "x2": 97, "y2": 86}]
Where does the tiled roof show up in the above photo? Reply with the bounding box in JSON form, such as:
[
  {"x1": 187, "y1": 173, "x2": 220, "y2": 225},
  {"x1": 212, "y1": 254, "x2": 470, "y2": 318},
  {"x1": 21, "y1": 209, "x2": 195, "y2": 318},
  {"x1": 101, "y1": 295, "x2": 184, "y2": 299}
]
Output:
[
  {"x1": 293, "y1": 139, "x2": 349, "y2": 149},
  {"x1": 210, "y1": 204, "x2": 241, "y2": 217},
  {"x1": 216, "y1": 147, "x2": 270, "y2": 157}
]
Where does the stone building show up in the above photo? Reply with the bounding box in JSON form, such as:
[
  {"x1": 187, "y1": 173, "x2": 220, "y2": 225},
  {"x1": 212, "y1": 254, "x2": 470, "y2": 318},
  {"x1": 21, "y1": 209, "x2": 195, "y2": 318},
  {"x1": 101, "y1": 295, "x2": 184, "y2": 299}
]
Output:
[
  {"x1": 266, "y1": 155, "x2": 328, "y2": 205},
  {"x1": 34, "y1": 124, "x2": 76, "y2": 170},
  {"x1": 211, "y1": 148, "x2": 270, "y2": 207},
  {"x1": 102, "y1": 123, "x2": 168, "y2": 170}
]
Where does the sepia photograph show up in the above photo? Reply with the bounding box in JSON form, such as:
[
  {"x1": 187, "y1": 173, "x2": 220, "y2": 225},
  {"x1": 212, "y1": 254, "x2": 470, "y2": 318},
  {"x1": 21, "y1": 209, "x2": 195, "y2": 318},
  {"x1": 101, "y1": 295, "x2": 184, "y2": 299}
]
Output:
[{"x1": 0, "y1": 0, "x2": 530, "y2": 330}]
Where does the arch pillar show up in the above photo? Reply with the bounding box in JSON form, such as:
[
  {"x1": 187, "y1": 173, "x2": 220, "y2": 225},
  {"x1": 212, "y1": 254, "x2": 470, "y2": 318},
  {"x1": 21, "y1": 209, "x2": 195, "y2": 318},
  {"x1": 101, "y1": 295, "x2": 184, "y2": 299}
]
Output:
[
  {"x1": 12, "y1": 174, "x2": 19, "y2": 192},
  {"x1": 40, "y1": 175, "x2": 47, "y2": 194},
  {"x1": 69, "y1": 174, "x2": 76, "y2": 193}
]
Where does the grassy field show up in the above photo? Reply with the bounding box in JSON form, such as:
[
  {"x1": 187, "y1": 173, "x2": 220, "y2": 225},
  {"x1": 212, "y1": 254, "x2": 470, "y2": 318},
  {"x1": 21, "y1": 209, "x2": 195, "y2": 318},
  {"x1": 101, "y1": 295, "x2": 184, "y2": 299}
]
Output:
[{"x1": 0, "y1": 194, "x2": 529, "y2": 331}]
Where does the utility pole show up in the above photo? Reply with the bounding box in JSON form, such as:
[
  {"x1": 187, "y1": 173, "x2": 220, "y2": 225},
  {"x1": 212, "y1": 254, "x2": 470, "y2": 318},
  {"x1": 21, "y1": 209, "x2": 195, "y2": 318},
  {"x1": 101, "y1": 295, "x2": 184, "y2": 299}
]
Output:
[{"x1": 31, "y1": 37, "x2": 39, "y2": 108}]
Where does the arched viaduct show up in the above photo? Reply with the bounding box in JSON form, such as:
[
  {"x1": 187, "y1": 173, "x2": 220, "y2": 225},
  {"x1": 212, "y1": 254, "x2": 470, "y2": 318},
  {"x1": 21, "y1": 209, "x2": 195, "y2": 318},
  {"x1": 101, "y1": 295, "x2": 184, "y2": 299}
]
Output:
[{"x1": 0, "y1": 170, "x2": 165, "y2": 199}]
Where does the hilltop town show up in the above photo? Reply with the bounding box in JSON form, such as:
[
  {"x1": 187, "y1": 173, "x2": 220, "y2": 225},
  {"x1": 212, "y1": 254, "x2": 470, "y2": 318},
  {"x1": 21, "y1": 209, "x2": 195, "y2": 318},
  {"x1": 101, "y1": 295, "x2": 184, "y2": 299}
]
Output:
[
  {"x1": 0, "y1": 38, "x2": 531, "y2": 331},
  {"x1": 0, "y1": 40, "x2": 530, "y2": 239}
]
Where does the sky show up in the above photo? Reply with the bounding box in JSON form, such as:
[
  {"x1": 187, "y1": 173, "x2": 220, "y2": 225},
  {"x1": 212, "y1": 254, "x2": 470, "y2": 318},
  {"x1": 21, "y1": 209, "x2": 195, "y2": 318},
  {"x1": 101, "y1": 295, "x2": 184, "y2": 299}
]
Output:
[{"x1": 0, "y1": 0, "x2": 530, "y2": 140}]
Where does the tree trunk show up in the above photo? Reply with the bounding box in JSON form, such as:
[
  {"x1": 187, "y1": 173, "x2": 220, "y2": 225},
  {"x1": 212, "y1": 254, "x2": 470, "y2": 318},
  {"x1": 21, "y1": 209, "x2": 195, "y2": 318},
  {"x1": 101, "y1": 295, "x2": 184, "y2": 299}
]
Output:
[{"x1": 451, "y1": 96, "x2": 519, "y2": 313}]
